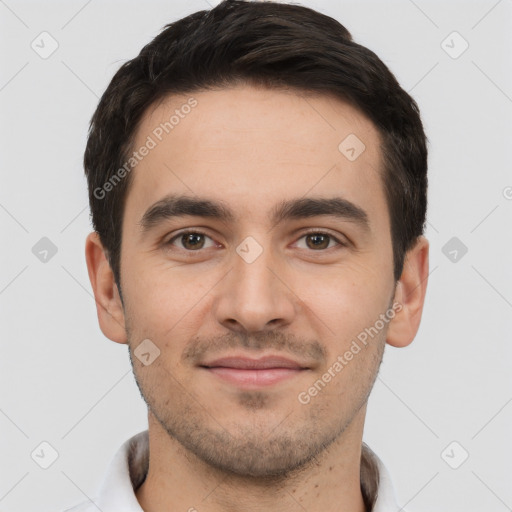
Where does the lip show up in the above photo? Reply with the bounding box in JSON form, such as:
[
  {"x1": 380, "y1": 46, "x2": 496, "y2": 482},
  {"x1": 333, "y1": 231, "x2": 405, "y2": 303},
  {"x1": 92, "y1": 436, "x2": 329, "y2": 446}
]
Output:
[
  {"x1": 199, "y1": 355, "x2": 309, "y2": 388},
  {"x1": 202, "y1": 355, "x2": 306, "y2": 370}
]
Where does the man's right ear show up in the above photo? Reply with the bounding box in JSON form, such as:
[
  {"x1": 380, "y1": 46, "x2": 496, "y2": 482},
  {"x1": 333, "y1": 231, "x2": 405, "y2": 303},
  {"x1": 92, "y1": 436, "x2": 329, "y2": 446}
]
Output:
[{"x1": 85, "y1": 231, "x2": 127, "y2": 344}]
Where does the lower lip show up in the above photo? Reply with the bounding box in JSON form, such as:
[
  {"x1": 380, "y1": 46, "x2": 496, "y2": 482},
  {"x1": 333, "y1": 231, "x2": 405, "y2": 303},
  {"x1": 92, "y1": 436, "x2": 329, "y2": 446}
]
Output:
[{"x1": 205, "y1": 367, "x2": 304, "y2": 387}]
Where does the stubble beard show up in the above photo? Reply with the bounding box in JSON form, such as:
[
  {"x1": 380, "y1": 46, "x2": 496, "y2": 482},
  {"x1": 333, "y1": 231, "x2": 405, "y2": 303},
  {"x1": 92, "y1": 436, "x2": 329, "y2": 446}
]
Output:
[{"x1": 127, "y1": 336, "x2": 385, "y2": 481}]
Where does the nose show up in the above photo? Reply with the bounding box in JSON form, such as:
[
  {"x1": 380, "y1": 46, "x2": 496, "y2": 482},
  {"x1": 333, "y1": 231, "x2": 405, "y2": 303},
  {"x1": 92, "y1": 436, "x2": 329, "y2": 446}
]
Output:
[{"x1": 212, "y1": 240, "x2": 296, "y2": 334}]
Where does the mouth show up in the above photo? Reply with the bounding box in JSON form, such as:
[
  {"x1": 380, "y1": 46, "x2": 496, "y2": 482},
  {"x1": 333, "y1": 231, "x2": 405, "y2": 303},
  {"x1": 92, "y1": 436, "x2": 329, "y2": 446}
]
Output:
[{"x1": 199, "y1": 355, "x2": 310, "y2": 388}]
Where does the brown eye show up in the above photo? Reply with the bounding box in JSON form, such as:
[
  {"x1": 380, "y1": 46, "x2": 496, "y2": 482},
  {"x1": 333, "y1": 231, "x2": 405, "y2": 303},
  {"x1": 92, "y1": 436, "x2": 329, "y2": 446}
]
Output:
[
  {"x1": 181, "y1": 233, "x2": 205, "y2": 250},
  {"x1": 167, "y1": 231, "x2": 215, "y2": 251},
  {"x1": 296, "y1": 232, "x2": 342, "y2": 251},
  {"x1": 305, "y1": 233, "x2": 331, "y2": 250}
]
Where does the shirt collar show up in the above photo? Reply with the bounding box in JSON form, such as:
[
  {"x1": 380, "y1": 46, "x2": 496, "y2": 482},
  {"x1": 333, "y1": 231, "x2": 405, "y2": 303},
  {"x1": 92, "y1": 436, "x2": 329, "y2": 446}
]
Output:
[{"x1": 67, "y1": 429, "x2": 402, "y2": 512}]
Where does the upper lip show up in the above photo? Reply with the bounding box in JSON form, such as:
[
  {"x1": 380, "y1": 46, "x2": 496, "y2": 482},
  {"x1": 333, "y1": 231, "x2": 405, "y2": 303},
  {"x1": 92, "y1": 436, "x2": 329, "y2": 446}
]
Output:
[{"x1": 200, "y1": 355, "x2": 308, "y2": 370}]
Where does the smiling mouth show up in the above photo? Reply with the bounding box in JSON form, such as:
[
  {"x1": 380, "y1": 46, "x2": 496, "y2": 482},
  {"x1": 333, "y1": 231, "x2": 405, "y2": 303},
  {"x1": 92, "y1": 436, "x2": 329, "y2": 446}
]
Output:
[{"x1": 199, "y1": 355, "x2": 309, "y2": 388}]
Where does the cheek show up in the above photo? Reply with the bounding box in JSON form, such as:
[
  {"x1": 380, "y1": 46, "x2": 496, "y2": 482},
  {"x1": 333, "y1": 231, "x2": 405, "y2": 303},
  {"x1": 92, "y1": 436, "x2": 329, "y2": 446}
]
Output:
[
  {"x1": 121, "y1": 257, "x2": 219, "y2": 351},
  {"x1": 123, "y1": 252, "x2": 188, "y2": 311},
  {"x1": 294, "y1": 258, "x2": 392, "y2": 319},
  {"x1": 288, "y1": 264, "x2": 393, "y2": 372}
]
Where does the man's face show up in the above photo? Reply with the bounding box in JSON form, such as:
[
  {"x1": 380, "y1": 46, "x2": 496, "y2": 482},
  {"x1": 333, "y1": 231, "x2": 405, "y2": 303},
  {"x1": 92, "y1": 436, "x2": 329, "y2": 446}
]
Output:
[{"x1": 119, "y1": 85, "x2": 396, "y2": 477}]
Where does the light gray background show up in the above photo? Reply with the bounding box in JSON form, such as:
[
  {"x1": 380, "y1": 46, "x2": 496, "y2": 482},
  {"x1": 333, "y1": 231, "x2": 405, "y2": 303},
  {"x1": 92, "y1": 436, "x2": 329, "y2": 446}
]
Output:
[{"x1": 1, "y1": 0, "x2": 511, "y2": 511}]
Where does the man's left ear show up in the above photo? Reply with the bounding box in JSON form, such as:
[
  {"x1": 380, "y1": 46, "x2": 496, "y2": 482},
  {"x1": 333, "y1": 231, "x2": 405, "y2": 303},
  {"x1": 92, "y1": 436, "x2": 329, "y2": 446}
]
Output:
[{"x1": 386, "y1": 236, "x2": 429, "y2": 348}]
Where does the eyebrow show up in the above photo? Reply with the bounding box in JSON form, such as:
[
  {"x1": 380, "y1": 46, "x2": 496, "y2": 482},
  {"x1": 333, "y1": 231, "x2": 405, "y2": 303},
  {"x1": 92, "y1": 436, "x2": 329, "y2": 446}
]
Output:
[{"x1": 139, "y1": 194, "x2": 370, "y2": 234}]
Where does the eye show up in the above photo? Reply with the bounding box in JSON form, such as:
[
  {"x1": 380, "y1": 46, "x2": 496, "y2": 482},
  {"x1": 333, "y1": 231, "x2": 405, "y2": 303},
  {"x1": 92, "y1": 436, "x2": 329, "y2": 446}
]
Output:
[
  {"x1": 164, "y1": 229, "x2": 346, "y2": 253},
  {"x1": 166, "y1": 230, "x2": 217, "y2": 251},
  {"x1": 295, "y1": 231, "x2": 345, "y2": 251}
]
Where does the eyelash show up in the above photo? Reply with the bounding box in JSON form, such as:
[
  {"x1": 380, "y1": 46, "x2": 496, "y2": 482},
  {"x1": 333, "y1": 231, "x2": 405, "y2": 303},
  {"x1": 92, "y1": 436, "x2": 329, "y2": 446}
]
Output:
[{"x1": 165, "y1": 229, "x2": 347, "y2": 252}]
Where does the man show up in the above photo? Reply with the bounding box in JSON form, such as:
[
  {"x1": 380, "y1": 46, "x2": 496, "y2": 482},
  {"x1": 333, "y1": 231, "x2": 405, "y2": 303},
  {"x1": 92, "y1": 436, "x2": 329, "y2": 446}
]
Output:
[{"x1": 69, "y1": 1, "x2": 429, "y2": 510}]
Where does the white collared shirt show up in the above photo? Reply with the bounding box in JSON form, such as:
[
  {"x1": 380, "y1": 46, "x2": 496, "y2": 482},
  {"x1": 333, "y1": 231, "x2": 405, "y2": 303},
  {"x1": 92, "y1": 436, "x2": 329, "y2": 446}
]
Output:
[{"x1": 63, "y1": 430, "x2": 403, "y2": 512}]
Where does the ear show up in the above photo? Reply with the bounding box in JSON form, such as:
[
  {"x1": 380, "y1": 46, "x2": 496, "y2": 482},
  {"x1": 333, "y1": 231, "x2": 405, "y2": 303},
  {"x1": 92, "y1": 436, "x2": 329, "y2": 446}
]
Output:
[
  {"x1": 386, "y1": 236, "x2": 429, "y2": 348},
  {"x1": 85, "y1": 231, "x2": 127, "y2": 344}
]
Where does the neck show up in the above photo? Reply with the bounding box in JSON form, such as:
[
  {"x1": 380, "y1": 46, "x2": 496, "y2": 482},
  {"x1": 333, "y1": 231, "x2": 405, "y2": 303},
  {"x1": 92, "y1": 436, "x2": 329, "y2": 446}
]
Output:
[{"x1": 136, "y1": 408, "x2": 374, "y2": 512}]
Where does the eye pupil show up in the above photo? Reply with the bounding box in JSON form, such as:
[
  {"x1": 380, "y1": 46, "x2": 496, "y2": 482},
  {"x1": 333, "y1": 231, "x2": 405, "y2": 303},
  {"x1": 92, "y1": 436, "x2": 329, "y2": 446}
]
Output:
[
  {"x1": 182, "y1": 233, "x2": 204, "y2": 250},
  {"x1": 306, "y1": 233, "x2": 329, "y2": 250}
]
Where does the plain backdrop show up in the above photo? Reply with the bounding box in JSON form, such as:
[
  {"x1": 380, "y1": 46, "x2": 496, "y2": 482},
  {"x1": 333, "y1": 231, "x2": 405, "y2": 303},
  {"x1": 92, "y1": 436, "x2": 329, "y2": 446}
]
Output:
[{"x1": 1, "y1": 1, "x2": 511, "y2": 511}]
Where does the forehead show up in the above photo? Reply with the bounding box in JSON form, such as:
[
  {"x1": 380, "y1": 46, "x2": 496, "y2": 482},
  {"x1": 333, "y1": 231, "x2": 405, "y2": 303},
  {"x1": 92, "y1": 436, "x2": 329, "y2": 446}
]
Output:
[{"x1": 125, "y1": 84, "x2": 387, "y2": 231}]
